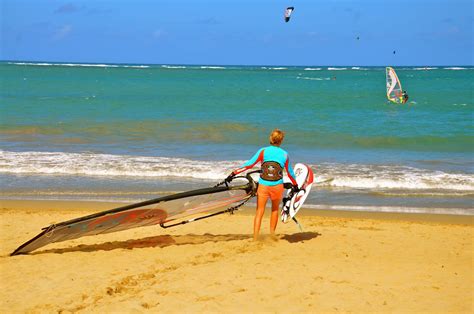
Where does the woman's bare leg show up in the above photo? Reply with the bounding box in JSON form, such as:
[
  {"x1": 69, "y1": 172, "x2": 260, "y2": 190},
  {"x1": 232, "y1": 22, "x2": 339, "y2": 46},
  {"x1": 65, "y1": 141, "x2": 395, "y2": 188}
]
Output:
[
  {"x1": 270, "y1": 198, "x2": 281, "y2": 235},
  {"x1": 254, "y1": 194, "x2": 268, "y2": 241}
]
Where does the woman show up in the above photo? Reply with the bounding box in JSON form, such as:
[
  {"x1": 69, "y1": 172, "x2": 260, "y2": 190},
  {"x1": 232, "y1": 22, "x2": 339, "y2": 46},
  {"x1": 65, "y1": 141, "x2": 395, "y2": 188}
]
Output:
[{"x1": 227, "y1": 129, "x2": 298, "y2": 240}]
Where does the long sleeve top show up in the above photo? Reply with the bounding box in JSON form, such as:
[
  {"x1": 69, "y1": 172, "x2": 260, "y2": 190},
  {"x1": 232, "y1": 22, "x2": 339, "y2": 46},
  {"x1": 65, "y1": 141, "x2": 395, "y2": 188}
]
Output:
[{"x1": 233, "y1": 146, "x2": 297, "y2": 186}]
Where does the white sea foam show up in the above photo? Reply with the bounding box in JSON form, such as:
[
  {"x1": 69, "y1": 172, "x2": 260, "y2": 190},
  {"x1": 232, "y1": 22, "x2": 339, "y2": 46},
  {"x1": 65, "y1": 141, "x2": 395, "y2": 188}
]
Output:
[
  {"x1": 303, "y1": 204, "x2": 474, "y2": 216},
  {"x1": 297, "y1": 76, "x2": 330, "y2": 81},
  {"x1": 199, "y1": 66, "x2": 226, "y2": 69},
  {"x1": 304, "y1": 68, "x2": 321, "y2": 71},
  {"x1": 10, "y1": 62, "x2": 54, "y2": 66},
  {"x1": 318, "y1": 163, "x2": 474, "y2": 191},
  {"x1": 1, "y1": 151, "x2": 473, "y2": 192},
  {"x1": 329, "y1": 175, "x2": 473, "y2": 191},
  {"x1": 122, "y1": 65, "x2": 150, "y2": 68},
  {"x1": 8, "y1": 62, "x2": 149, "y2": 68},
  {"x1": 413, "y1": 67, "x2": 438, "y2": 70},
  {"x1": 328, "y1": 67, "x2": 347, "y2": 71},
  {"x1": 64, "y1": 63, "x2": 119, "y2": 67},
  {"x1": 261, "y1": 67, "x2": 287, "y2": 70},
  {"x1": 161, "y1": 65, "x2": 187, "y2": 69},
  {"x1": 444, "y1": 67, "x2": 467, "y2": 70},
  {"x1": 0, "y1": 150, "x2": 238, "y2": 180}
]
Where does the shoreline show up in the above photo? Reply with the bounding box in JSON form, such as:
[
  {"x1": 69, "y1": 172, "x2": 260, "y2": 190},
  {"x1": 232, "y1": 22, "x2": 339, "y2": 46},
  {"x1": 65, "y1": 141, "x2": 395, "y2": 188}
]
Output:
[{"x1": 1, "y1": 199, "x2": 472, "y2": 226}]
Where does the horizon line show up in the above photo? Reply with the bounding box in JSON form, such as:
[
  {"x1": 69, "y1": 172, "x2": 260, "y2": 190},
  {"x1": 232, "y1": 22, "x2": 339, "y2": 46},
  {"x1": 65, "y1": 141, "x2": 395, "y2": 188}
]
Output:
[{"x1": 1, "y1": 59, "x2": 473, "y2": 68}]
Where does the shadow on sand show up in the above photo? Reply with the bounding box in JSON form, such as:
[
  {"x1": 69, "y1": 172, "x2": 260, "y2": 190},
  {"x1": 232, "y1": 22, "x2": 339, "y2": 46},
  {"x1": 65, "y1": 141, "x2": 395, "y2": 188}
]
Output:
[
  {"x1": 30, "y1": 231, "x2": 321, "y2": 255},
  {"x1": 32, "y1": 234, "x2": 251, "y2": 255},
  {"x1": 280, "y1": 232, "x2": 321, "y2": 243}
]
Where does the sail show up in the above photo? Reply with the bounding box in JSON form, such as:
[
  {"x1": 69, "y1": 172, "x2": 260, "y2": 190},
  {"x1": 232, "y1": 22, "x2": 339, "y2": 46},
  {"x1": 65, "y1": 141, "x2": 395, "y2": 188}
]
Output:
[
  {"x1": 11, "y1": 177, "x2": 256, "y2": 255},
  {"x1": 386, "y1": 67, "x2": 404, "y2": 103},
  {"x1": 284, "y1": 7, "x2": 294, "y2": 22}
]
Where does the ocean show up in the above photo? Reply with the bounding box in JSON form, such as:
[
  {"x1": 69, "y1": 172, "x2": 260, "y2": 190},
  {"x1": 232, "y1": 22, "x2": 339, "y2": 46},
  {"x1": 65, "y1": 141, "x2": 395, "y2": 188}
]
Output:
[{"x1": 1, "y1": 62, "x2": 473, "y2": 215}]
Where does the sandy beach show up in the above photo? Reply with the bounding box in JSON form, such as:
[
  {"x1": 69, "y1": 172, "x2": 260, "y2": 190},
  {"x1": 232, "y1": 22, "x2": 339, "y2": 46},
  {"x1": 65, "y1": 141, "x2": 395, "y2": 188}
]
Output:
[
  {"x1": 0, "y1": 200, "x2": 472, "y2": 313},
  {"x1": 3, "y1": 1, "x2": 473, "y2": 313}
]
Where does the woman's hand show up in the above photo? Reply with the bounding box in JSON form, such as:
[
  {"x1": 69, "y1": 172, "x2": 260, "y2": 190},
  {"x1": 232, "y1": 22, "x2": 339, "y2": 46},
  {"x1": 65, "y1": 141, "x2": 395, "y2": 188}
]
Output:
[{"x1": 291, "y1": 185, "x2": 301, "y2": 193}]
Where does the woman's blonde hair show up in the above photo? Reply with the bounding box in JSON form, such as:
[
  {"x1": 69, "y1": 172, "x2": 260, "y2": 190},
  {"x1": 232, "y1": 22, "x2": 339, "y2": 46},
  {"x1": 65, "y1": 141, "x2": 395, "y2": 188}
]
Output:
[{"x1": 269, "y1": 129, "x2": 285, "y2": 146}]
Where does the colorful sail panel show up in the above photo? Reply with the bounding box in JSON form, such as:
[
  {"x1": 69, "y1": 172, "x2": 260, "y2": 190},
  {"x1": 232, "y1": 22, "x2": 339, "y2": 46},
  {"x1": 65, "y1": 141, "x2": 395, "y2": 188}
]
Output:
[
  {"x1": 386, "y1": 67, "x2": 404, "y2": 104},
  {"x1": 11, "y1": 179, "x2": 255, "y2": 255}
]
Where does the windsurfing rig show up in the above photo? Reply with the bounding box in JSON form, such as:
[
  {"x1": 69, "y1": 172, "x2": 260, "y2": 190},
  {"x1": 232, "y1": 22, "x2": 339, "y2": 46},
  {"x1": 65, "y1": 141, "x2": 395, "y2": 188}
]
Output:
[
  {"x1": 159, "y1": 174, "x2": 257, "y2": 229},
  {"x1": 11, "y1": 171, "x2": 259, "y2": 256},
  {"x1": 386, "y1": 66, "x2": 404, "y2": 104}
]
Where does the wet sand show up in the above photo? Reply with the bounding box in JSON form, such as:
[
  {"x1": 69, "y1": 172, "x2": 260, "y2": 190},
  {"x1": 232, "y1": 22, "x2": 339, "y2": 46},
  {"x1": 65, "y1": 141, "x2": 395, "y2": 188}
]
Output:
[{"x1": 0, "y1": 200, "x2": 472, "y2": 313}]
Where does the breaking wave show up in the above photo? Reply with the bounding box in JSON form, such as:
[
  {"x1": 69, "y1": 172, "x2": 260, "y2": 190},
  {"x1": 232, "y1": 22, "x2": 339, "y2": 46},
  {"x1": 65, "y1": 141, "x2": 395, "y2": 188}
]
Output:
[
  {"x1": 161, "y1": 65, "x2": 187, "y2": 69},
  {"x1": 199, "y1": 66, "x2": 226, "y2": 69},
  {"x1": 297, "y1": 76, "x2": 330, "y2": 81},
  {"x1": 1, "y1": 150, "x2": 473, "y2": 193},
  {"x1": 443, "y1": 67, "x2": 468, "y2": 70},
  {"x1": 8, "y1": 62, "x2": 149, "y2": 68}
]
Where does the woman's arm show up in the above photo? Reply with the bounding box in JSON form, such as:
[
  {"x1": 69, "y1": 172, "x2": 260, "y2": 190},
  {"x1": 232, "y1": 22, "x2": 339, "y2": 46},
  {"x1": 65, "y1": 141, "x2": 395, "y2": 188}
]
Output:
[
  {"x1": 284, "y1": 157, "x2": 298, "y2": 185},
  {"x1": 231, "y1": 148, "x2": 265, "y2": 175}
]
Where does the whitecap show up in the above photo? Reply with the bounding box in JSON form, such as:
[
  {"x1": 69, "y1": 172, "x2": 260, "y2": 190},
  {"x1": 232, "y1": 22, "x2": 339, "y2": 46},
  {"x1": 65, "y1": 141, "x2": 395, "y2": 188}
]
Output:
[
  {"x1": 161, "y1": 65, "x2": 187, "y2": 69},
  {"x1": 297, "y1": 76, "x2": 330, "y2": 81},
  {"x1": 200, "y1": 66, "x2": 226, "y2": 69},
  {"x1": 413, "y1": 67, "x2": 438, "y2": 70}
]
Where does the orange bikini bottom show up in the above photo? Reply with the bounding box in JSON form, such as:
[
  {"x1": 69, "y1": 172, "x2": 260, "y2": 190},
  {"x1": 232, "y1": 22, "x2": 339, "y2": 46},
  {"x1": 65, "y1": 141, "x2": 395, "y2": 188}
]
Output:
[{"x1": 257, "y1": 184, "x2": 284, "y2": 201}]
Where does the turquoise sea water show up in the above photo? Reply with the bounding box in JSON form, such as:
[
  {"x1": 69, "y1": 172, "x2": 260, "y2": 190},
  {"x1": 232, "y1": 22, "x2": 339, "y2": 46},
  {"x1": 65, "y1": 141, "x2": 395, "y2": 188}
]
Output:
[{"x1": 1, "y1": 62, "x2": 473, "y2": 215}]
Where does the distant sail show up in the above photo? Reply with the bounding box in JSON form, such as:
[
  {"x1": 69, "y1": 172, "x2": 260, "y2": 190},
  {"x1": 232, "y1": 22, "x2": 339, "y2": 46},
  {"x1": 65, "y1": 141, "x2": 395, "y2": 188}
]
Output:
[
  {"x1": 284, "y1": 7, "x2": 294, "y2": 22},
  {"x1": 385, "y1": 67, "x2": 404, "y2": 104}
]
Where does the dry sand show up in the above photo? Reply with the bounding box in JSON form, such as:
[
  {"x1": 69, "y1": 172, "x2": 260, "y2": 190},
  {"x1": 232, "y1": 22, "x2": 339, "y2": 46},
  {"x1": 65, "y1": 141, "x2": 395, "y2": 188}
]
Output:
[{"x1": 0, "y1": 200, "x2": 472, "y2": 313}]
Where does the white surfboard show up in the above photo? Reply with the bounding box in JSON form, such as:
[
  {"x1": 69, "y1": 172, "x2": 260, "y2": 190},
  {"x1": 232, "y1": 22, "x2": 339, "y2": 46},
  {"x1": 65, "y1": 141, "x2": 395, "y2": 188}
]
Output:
[{"x1": 281, "y1": 163, "x2": 314, "y2": 223}]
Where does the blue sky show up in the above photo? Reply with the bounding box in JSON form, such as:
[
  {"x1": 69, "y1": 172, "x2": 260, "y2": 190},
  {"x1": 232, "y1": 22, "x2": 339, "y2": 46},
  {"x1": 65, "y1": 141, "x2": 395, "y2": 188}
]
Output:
[{"x1": 1, "y1": 0, "x2": 472, "y2": 65}]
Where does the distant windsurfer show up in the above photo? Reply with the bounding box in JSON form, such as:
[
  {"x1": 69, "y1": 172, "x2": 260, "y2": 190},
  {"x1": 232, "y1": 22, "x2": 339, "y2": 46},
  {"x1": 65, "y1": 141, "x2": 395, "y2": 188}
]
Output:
[
  {"x1": 401, "y1": 91, "x2": 409, "y2": 104},
  {"x1": 226, "y1": 129, "x2": 298, "y2": 240},
  {"x1": 386, "y1": 67, "x2": 407, "y2": 104}
]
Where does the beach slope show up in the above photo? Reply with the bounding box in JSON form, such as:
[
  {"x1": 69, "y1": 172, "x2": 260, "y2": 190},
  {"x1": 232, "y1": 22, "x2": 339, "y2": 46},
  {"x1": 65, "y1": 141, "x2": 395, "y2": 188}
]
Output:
[{"x1": 0, "y1": 200, "x2": 472, "y2": 313}]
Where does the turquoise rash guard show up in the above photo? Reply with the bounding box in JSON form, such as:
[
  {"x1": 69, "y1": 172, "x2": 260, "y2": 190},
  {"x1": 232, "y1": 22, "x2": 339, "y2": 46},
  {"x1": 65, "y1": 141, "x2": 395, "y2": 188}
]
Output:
[{"x1": 233, "y1": 146, "x2": 298, "y2": 186}]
